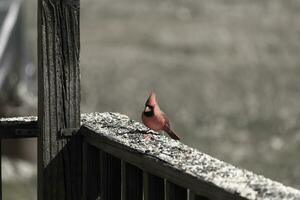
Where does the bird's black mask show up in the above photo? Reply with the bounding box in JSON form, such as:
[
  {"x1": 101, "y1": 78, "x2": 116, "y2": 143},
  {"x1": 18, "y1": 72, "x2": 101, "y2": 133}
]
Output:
[{"x1": 144, "y1": 105, "x2": 154, "y2": 117}]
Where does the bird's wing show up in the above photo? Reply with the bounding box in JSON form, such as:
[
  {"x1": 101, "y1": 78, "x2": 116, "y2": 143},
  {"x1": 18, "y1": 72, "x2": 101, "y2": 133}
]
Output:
[
  {"x1": 161, "y1": 112, "x2": 180, "y2": 140},
  {"x1": 162, "y1": 112, "x2": 170, "y2": 127}
]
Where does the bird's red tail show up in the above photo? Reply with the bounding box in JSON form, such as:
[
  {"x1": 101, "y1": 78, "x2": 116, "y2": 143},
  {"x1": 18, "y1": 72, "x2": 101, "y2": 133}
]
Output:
[{"x1": 163, "y1": 126, "x2": 180, "y2": 140}]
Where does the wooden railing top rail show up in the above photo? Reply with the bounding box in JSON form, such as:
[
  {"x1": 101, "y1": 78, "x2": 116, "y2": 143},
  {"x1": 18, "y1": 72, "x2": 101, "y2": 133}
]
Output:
[
  {"x1": 1, "y1": 112, "x2": 300, "y2": 200},
  {"x1": 80, "y1": 112, "x2": 300, "y2": 200},
  {"x1": 0, "y1": 116, "x2": 38, "y2": 138}
]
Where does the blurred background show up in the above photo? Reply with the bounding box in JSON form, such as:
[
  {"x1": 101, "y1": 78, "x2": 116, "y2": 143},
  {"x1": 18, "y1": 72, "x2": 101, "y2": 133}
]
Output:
[{"x1": 1, "y1": 0, "x2": 300, "y2": 199}]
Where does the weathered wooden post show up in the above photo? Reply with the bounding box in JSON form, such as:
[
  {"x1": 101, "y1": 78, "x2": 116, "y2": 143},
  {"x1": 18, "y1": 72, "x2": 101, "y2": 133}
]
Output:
[{"x1": 37, "y1": 0, "x2": 81, "y2": 199}]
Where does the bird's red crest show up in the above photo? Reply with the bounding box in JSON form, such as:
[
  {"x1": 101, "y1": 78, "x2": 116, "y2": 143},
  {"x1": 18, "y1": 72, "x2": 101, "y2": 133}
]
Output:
[{"x1": 146, "y1": 92, "x2": 156, "y2": 106}]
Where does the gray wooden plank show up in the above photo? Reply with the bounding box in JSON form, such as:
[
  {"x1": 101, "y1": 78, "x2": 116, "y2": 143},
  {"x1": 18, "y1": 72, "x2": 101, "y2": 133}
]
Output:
[
  {"x1": 143, "y1": 172, "x2": 164, "y2": 200},
  {"x1": 37, "y1": 0, "x2": 81, "y2": 199},
  {"x1": 166, "y1": 180, "x2": 187, "y2": 200}
]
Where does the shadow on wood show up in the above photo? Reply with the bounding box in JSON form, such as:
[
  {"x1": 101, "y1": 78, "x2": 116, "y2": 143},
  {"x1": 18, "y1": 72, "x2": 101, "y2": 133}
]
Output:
[{"x1": 40, "y1": 135, "x2": 82, "y2": 200}]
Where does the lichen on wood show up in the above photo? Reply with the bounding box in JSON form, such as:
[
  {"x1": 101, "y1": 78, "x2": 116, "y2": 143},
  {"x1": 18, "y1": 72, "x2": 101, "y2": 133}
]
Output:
[{"x1": 0, "y1": 116, "x2": 37, "y2": 123}]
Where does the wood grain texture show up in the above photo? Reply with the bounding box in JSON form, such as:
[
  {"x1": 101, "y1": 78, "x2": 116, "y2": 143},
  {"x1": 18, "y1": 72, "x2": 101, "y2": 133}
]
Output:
[
  {"x1": 37, "y1": 0, "x2": 81, "y2": 199},
  {"x1": 166, "y1": 181, "x2": 187, "y2": 200}
]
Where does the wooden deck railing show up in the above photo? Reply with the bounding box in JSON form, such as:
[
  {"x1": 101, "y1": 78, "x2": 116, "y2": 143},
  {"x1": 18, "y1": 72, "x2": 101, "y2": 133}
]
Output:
[
  {"x1": 1, "y1": 113, "x2": 300, "y2": 200},
  {"x1": 0, "y1": 0, "x2": 299, "y2": 199},
  {"x1": 80, "y1": 112, "x2": 300, "y2": 200}
]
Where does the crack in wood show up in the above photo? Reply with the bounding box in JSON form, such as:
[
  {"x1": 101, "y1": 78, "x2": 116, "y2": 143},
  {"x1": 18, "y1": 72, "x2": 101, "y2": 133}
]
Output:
[{"x1": 38, "y1": 0, "x2": 81, "y2": 199}]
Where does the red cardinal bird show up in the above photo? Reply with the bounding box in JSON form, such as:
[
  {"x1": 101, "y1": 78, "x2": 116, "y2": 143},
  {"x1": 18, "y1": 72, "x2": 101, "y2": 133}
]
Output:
[{"x1": 142, "y1": 92, "x2": 180, "y2": 140}]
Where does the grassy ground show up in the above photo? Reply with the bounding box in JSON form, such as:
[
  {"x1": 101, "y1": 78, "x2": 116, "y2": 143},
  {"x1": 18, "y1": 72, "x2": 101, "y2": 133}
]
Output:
[{"x1": 18, "y1": 0, "x2": 300, "y2": 198}]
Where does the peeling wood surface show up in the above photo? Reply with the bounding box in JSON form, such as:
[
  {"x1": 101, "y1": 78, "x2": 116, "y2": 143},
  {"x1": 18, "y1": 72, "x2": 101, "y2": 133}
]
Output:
[
  {"x1": 37, "y1": 0, "x2": 81, "y2": 199},
  {"x1": 80, "y1": 112, "x2": 300, "y2": 200}
]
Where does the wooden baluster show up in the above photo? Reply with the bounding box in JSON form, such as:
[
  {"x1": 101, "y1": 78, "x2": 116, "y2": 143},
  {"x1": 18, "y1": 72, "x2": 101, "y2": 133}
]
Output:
[
  {"x1": 82, "y1": 142, "x2": 100, "y2": 200},
  {"x1": 143, "y1": 172, "x2": 164, "y2": 200},
  {"x1": 121, "y1": 161, "x2": 143, "y2": 200},
  {"x1": 165, "y1": 180, "x2": 187, "y2": 200},
  {"x1": 100, "y1": 151, "x2": 121, "y2": 200}
]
